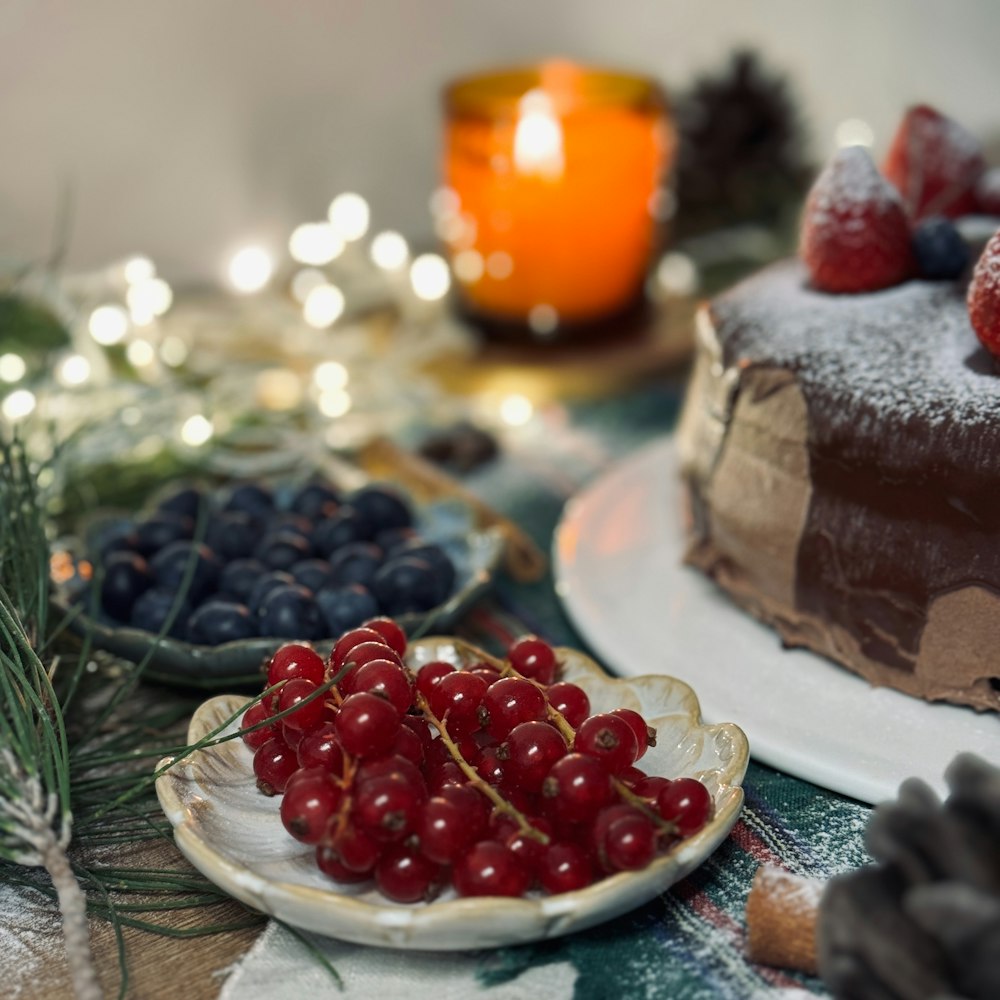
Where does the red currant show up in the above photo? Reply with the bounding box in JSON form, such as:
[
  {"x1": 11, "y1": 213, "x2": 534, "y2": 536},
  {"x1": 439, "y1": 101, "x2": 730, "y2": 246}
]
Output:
[
  {"x1": 387, "y1": 723, "x2": 424, "y2": 766},
  {"x1": 545, "y1": 682, "x2": 590, "y2": 728},
  {"x1": 240, "y1": 701, "x2": 278, "y2": 750},
  {"x1": 325, "y1": 823, "x2": 381, "y2": 874},
  {"x1": 297, "y1": 723, "x2": 345, "y2": 773},
  {"x1": 501, "y1": 721, "x2": 567, "y2": 792},
  {"x1": 376, "y1": 844, "x2": 439, "y2": 903},
  {"x1": 352, "y1": 658, "x2": 414, "y2": 714},
  {"x1": 469, "y1": 664, "x2": 502, "y2": 686},
  {"x1": 416, "y1": 796, "x2": 473, "y2": 865},
  {"x1": 277, "y1": 678, "x2": 328, "y2": 733},
  {"x1": 252, "y1": 737, "x2": 299, "y2": 796},
  {"x1": 540, "y1": 841, "x2": 593, "y2": 894},
  {"x1": 599, "y1": 812, "x2": 657, "y2": 872},
  {"x1": 361, "y1": 616, "x2": 407, "y2": 658},
  {"x1": 415, "y1": 660, "x2": 455, "y2": 699},
  {"x1": 476, "y1": 746, "x2": 505, "y2": 786},
  {"x1": 280, "y1": 772, "x2": 342, "y2": 844},
  {"x1": 481, "y1": 677, "x2": 547, "y2": 739},
  {"x1": 316, "y1": 844, "x2": 372, "y2": 883},
  {"x1": 428, "y1": 671, "x2": 487, "y2": 737},
  {"x1": 452, "y1": 840, "x2": 530, "y2": 897},
  {"x1": 334, "y1": 692, "x2": 400, "y2": 758},
  {"x1": 508, "y1": 636, "x2": 558, "y2": 685},
  {"x1": 541, "y1": 752, "x2": 614, "y2": 824},
  {"x1": 611, "y1": 708, "x2": 655, "y2": 760},
  {"x1": 329, "y1": 627, "x2": 388, "y2": 672},
  {"x1": 656, "y1": 777, "x2": 712, "y2": 837},
  {"x1": 354, "y1": 773, "x2": 423, "y2": 841},
  {"x1": 438, "y1": 783, "x2": 489, "y2": 840},
  {"x1": 267, "y1": 643, "x2": 325, "y2": 688},
  {"x1": 574, "y1": 713, "x2": 638, "y2": 774}
]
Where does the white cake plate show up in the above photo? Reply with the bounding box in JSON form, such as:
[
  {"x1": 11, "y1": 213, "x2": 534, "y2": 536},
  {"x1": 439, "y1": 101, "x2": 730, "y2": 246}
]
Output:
[{"x1": 553, "y1": 437, "x2": 1000, "y2": 805}]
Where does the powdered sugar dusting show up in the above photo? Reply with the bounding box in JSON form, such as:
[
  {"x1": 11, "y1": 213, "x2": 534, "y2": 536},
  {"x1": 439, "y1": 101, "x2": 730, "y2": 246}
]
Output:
[
  {"x1": 711, "y1": 260, "x2": 1000, "y2": 480},
  {"x1": 754, "y1": 866, "x2": 823, "y2": 921},
  {"x1": 805, "y1": 147, "x2": 903, "y2": 241},
  {"x1": 0, "y1": 880, "x2": 64, "y2": 997},
  {"x1": 970, "y1": 230, "x2": 1000, "y2": 298}
]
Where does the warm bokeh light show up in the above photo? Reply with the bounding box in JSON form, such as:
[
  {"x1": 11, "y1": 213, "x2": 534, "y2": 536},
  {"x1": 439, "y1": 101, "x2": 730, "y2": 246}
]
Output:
[
  {"x1": 835, "y1": 118, "x2": 875, "y2": 148},
  {"x1": 256, "y1": 368, "x2": 303, "y2": 411},
  {"x1": 56, "y1": 354, "x2": 91, "y2": 386},
  {"x1": 227, "y1": 246, "x2": 274, "y2": 293},
  {"x1": 370, "y1": 231, "x2": 409, "y2": 271},
  {"x1": 328, "y1": 193, "x2": 370, "y2": 242},
  {"x1": 313, "y1": 360, "x2": 349, "y2": 391},
  {"x1": 123, "y1": 255, "x2": 156, "y2": 284},
  {"x1": 499, "y1": 393, "x2": 534, "y2": 427},
  {"x1": 160, "y1": 336, "x2": 189, "y2": 367},
  {"x1": 127, "y1": 277, "x2": 173, "y2": 324},
  {"x1": 89, "y1": 304, "x2": 129, "y2": 345},
  {"x1": 0, "y1": 354, "x2": 26, "y2": 383},
  {"x1": 452, "y1": 249, "x2": 484, "y2": 284},
  {"x1": 126, "y1": 339, "x2": 156, "y2": 367},
  {"x1": 303, "y1": 284, "x2": 345, "y2": 328},
  {"x1": 290, "y1": 268, "x2": 328, "y2": 304},
  {"x1": 656, "y1": 252, "x2": 698, "y2": 296},
  {"x1": 486, "y1": 251, "x2": 514, "y2": 281},
  {"x1": 180, "y1": 414, "x2": 214, "y2": 446},
  {"x1": 2, "y1": 389, "x2": 36, "y2": 422},
  {"x1": 289, "y1": 222, "x2": 344, "y2": 266},
  {"x1": 527, "y1": 304, "x2": 558, "y2": 335},
  {"x1": 317, "y1": 388, "x2": 352, "y2": 418},
  {"x1": 410, "y1": 254, "x2": 451, "y2": 301}
]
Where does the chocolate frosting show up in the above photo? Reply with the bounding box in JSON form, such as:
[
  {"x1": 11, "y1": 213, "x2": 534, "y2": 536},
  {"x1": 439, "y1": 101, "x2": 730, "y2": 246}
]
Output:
[{"x1": 703, "y1": 260, "x2": 1000, "y2": 707}]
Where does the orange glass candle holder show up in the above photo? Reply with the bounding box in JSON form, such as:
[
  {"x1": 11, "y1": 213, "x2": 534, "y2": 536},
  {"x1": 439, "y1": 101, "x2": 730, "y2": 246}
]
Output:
[{"x1": 442, "y1": 61, "x2": 674, "y2": 339}]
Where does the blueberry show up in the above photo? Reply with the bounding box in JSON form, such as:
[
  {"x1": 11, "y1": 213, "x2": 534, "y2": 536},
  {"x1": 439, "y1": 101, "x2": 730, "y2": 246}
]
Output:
[
  {"x1": 913, "y1": 217, "x2": 969, "y2": 280},
  {"x1": 311, "y1": 507, "x2": 373, "y2": 557},
  {"x1": 247, "y1": 571, "x2": 296, "y2": 614},
  {"x1": 134, "y1": 512, "x2": 193, "y2": 557},
  {"x1": 255, "y1": 531, "x2": 312, "y2": 571},
  {"x1": 96, "y1": 524, "x2": 139, "y2": 561},
  {"x1": 156, "y1": 485, "x2": 204, "y2": 520},
  {"x1": 149, "y1": 541, "x2": 220, "y2": 603},
  {"x1": 258, "y1": 584, "x2": 323, "y2": 639},
  {"x1": 315, "y1": 584, "x2": 378, "y2": 636},
  {"x1": 328, "y1": 542, "x2": 383, "y2": 589},
  {"x1": 205, "y1": 511, "x2": 261, "y2": 561},
  {"x1": 223, "y1": 482, "x2": 275, "y2": 517},
  {"x1": 290, "y1": 558, "x2": 335, "y2": 593},
  {"x1": 349, "y1": 485, "x2": 413, "y2": 533},
  {"x1": 375, "y1": 526, "x2": 418, "y2": 556},
  {"x1": 129, "y1": 587, "x2": 191, "y2": 639},
  {"x1": 218, "y1": 558, "x2": 267, "y2": 604},
  {"x1": 100, "y1": 551, "x2": 152, "y2": 621},
  {"x1": 265, "y1": 512, "x2": 314, "y2": 542},
  {"x1": 290, "y1": 480, "x2": 341, "y2": 519},
  {"x1": 187, "y1": 599, "x2": 256, "y2": 645},
  {"x1": 389, "y1": 542, "x2": 455, "y2": 603},
  {"x1": 371, "y1": 557, "x2": 439, "y2": 616}
]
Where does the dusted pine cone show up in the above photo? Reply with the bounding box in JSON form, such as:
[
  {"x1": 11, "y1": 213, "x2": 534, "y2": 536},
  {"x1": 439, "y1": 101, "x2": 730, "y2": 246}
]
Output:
[
  {"x1": 817, "y1": 754, "x2": 1000, "y2": 999},
  {"x1": 673, "y1": 49, "x2": 812, "y2": 241}
]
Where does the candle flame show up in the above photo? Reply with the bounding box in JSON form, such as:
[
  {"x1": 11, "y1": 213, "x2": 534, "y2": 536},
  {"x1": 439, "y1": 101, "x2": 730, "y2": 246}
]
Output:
[{"x1": 513, "y1": 89, "x2": 564, "y2": 179}]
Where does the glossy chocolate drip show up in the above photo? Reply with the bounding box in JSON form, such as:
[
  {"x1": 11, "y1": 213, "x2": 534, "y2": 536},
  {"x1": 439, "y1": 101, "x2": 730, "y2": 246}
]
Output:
[{"x1": 709, "y1": 259, "x2": 1000, "y2": 695}]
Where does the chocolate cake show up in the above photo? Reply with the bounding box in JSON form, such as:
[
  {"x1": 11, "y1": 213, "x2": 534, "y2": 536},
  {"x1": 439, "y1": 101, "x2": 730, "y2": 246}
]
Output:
[{"x1": 678, "y1": 258, "x2": 1000, "y2": 712}]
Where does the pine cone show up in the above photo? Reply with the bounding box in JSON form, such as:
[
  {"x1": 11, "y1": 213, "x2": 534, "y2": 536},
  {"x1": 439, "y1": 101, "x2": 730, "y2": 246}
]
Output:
[
  {"x1": 673, "y1": 49, "x2": 812, "y2": 240},
  {"x1": 817, "y1": 754, "x2": 1000, "y2": 999}
]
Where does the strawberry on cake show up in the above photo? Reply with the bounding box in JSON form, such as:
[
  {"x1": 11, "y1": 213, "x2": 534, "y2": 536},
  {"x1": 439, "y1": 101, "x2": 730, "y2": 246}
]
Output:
[{"x1": 679, "y1": 104, "x2": 1000, "y2": 712}]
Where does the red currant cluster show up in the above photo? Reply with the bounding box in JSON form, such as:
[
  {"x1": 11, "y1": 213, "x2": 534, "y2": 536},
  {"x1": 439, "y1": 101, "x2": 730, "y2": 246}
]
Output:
[{"x1": 240, "y1": 618, "x2": 713, "y2": 903}]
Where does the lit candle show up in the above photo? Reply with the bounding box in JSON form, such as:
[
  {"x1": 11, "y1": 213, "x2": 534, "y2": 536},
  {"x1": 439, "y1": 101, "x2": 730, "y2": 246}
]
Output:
[{"x1": 442, "y1": 61, "x2": 673, "y2": 336}]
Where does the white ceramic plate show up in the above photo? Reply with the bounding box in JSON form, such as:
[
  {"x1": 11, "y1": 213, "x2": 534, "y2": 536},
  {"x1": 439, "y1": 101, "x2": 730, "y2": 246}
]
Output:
[
  {"x1": 553, "y1": 437, "x2": 1000, "y2": 805},
  {"x1": 155, "y1": 637, "x2": 747, "y2": 950}
]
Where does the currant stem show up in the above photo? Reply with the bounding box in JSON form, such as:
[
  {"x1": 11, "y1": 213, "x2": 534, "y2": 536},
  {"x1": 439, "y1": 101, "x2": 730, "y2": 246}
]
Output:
[{"x1": 413, "y1": 691, "x2": 549, "y2": 846}]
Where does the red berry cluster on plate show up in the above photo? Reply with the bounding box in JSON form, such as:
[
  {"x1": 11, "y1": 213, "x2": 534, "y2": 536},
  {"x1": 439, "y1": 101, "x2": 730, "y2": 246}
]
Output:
[
  {"x1": 239, "y1": 619, "x2": 713, "y2": 903},
  {"x1": 800, "y1": 103, "x2": 1000, "y2": 363}
]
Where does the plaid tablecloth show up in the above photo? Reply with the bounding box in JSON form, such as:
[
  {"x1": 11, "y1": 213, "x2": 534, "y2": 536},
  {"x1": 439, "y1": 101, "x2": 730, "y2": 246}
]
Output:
[{"x1": 220, "y1": 375, "x2": 872, "y2": 1000}]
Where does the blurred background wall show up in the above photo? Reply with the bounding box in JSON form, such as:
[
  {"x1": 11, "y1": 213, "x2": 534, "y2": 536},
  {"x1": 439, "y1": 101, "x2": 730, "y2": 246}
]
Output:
[{"x1": 1, "y1": 0, "x2": 997, "y2": 285}]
